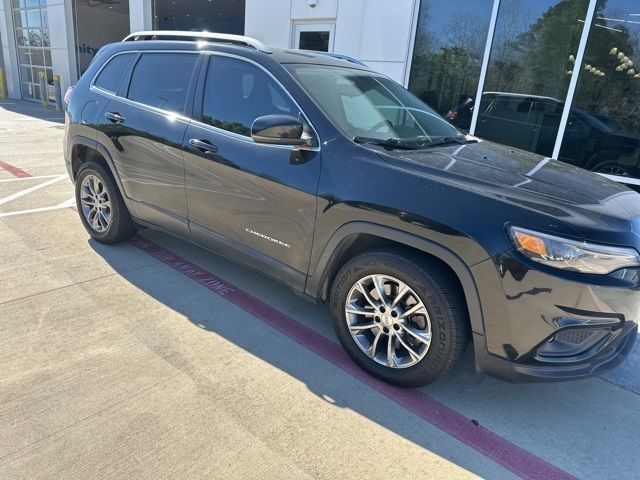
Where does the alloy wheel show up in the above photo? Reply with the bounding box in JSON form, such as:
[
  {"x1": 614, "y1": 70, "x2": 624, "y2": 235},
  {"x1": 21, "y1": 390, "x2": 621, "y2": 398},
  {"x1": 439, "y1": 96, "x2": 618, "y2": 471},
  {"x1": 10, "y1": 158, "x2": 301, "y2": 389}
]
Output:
[
  {"x1": 594, "y1": 163, "x2": 629, "y2": 177},
  {"x1": 344, "y1": 274, "x2": 432, "y2": 368},
  {"x1": 80, "y1": 174, "x2": 111, "y2": 233}
]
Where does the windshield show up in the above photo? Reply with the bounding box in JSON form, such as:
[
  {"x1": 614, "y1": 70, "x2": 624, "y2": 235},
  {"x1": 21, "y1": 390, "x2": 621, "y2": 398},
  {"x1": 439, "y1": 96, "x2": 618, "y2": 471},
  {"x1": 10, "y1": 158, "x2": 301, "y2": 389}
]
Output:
[{"x1": 286, "y1": 64, "x2": 464, "y2": 145}]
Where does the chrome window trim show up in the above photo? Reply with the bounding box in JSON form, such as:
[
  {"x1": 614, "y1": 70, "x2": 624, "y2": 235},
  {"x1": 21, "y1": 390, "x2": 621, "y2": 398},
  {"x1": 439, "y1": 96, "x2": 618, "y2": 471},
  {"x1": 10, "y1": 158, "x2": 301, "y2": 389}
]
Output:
[{"x1": 89, "y1": 50, "x2": 321, "y2": 152}]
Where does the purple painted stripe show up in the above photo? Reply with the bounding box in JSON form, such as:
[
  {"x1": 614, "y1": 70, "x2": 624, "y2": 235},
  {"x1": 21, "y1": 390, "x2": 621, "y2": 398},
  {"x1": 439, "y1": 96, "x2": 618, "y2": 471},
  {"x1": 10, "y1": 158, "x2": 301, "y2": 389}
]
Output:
[{"x1": 130, "y1": 235, "x2": 577, "y2": 480}]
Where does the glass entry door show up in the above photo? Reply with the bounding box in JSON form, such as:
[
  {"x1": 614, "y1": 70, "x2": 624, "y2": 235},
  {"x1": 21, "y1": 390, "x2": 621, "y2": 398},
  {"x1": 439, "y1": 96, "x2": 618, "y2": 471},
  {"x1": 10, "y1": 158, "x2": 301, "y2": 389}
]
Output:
[
  {"x1": 293, "y1": 22, "x2": 335, "y2": 52},
  {"x1": 12, "y1": 0, "x2": 52, "y2": 102}
]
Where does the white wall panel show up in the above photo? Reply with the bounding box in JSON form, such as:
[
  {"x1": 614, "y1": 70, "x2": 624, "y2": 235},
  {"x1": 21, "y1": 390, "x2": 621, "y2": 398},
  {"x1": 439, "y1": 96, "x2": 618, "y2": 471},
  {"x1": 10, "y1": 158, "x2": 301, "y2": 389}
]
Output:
[
  {"x1": 245, "y1": 0, "x2": 292, "y2": 48},
  {"x1": 333, "y1": 0, "x2": 364, "y2": 56},
  {"x1": 291, "y1": 0, "x2": 337, "y2": 19},
  {"x1": 129, "y1": 0, "x2": 152, "y2": 32},
  {"x1": 362, "y1": 60, "x2": 405, "y2": 83},
  {"x1": 245, "y1": 0, "x2": 417, "y2": 82},
  {"x1": 47, "y1": 0, "x2": 74, "y2": 94},
  {"x1": 0, "y1": 0, "x2": 19, "y2": 98},
  {"x1": 358, "y1": 0, "x2": 414, "y2": 62}
]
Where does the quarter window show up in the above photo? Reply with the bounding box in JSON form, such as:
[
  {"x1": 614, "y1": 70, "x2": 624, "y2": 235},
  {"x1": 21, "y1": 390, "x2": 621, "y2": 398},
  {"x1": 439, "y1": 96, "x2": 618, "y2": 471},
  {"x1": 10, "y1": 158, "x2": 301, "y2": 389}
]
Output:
[
  {"x1": 127, "y1": 53, "x2": 198, "y2": 113},
  {"x1": 94, "y1": 53, "x2": 135, "y2": 94},
  {"x1": 201, "y1": 56, "x2": 299, "y2": 137}
]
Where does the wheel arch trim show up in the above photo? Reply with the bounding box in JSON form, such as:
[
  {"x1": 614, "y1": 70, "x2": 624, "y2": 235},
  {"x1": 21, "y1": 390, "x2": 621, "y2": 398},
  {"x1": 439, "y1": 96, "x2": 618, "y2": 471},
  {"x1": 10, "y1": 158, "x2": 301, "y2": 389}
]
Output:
[
  {"x1": 305, "y1": 222, "x2": 486, "y2": 337},
  {"x1": 69, "y1": 135, "x2": 136, "y2": 215}
]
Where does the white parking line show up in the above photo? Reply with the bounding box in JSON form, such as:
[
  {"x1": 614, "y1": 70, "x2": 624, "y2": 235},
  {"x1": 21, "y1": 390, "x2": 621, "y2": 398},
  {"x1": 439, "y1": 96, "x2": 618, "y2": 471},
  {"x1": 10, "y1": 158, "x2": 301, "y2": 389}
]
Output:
[
  {"x1": 0, "y1": 174, "x2": 67, "y2": 206},
  {"x1": 0, "y1": 174, "x2": 65, "y2": 183},
  {"x1": 0, "y1": 197, "x2": 75, "y2": 217}
]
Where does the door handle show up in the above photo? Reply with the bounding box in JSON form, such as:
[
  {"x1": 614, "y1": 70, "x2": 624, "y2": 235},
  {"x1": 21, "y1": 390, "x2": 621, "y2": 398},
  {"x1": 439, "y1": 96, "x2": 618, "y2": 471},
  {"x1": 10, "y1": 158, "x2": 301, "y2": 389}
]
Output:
[
  {"x1": 105, "y1": 112, "x2": 125, "y2": 124},
  {"x1": 189, "y1": 138, "x2": 218, "y2": 154}
]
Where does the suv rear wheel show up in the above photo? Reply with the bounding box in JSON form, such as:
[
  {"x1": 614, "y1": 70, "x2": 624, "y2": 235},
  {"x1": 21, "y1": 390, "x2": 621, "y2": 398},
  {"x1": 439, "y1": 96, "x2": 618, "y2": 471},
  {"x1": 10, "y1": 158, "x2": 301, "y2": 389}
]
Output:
[
  {"x1": 330, "y1": 250, "x2": 468, "y2": 387},
  {"x1": 75, "y1": 162, "x2": 136, "y2": 243}
]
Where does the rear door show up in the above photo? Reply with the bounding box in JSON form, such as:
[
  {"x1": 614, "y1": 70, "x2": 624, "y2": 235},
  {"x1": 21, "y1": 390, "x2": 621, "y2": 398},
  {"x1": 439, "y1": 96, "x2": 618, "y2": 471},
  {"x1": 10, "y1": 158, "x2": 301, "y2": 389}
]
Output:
[
  {"x1": 95, "y1": 51, "x2": 200, "y2": 236},
  {"x1": 182, "y1": 54, "x2": 322, "y2": 289}
]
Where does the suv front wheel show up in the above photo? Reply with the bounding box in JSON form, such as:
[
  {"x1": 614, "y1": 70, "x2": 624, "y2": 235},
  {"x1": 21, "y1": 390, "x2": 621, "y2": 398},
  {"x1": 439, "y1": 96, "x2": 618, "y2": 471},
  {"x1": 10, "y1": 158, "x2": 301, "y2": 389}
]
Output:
[
  {"x1": 75, "y1": 161, "x2": 136, "y2": 243},
  {"x1": 330, "y1": 250, "x2": 468, "y2": 387}
]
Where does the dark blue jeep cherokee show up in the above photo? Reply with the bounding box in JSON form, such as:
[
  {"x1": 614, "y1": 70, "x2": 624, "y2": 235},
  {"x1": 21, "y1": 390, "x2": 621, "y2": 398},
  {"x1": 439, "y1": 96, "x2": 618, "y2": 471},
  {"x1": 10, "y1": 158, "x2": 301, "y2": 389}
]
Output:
[{"x1": 64, "y1": 31, "x2": 639, "y2": 387}]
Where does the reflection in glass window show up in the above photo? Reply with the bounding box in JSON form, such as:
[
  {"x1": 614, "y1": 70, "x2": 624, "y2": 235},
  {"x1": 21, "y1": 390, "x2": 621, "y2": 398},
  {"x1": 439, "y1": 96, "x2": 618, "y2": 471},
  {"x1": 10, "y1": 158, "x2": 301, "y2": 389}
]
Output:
[
  {"x1": 94, "y1": 53, "x2": 135, "y2": 94},
  {"x1": 559, "y1": 0, "x2": 640, "y2": 181},
  {"x1": 299, "y1": 31, "x2": 330, "y2": 52},
  {"x1": 153, "y1": 0, "x2": 245, "y2": 34},
  {"x1": 476, "y1": 0, "x2": 588, "y2": 157},
  {"x1": 201, "y1": 57, "x2": 298, "y2": 137},
  {"x1": 127, "y1": 53, "x2": 198, "y2": 113},
  {"x1": 408, "y1": 0, "x2": 494, "y2": 130}
]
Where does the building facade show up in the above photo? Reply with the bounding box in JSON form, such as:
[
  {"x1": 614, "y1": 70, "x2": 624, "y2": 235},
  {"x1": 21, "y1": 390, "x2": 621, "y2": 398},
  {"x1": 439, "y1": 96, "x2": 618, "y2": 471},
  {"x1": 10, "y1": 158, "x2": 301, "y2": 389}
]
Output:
[{"x1": 1, "y1": 0, "x2": 638, "y2": 185}]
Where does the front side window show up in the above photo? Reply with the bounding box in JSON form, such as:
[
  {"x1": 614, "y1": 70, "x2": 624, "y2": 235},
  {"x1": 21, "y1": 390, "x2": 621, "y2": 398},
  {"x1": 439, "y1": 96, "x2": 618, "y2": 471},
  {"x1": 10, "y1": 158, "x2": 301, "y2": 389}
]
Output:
[
  {"x1": 94, "y1": 53, "x2": 135, "y2": 94},
  {"x1": 201, "y1": 56, "x2": 299, "y2": 137},
  {"x1": 127, "y1": 53, "x2": 198, "y2": 113},
  {"x1": 286, "y1": 64, "x2": 463, "y2": 143}
]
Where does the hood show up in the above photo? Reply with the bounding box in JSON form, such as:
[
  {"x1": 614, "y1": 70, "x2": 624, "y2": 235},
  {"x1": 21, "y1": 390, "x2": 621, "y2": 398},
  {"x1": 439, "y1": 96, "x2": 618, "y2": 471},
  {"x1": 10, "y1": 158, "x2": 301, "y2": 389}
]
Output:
[
  {"x1": 379, "y1": 140, "x2": 633, "y2": 204},
  {"x1": 377, "y1": 140, "x2": 640, "y2": 243}
]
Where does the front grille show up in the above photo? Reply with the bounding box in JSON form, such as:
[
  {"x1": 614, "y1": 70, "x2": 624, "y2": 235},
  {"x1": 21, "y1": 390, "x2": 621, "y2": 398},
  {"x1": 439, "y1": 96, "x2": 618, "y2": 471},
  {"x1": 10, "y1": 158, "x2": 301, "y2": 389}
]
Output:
[{"x1": 555, "y1": 328, "x2": 594, "y2": 345}]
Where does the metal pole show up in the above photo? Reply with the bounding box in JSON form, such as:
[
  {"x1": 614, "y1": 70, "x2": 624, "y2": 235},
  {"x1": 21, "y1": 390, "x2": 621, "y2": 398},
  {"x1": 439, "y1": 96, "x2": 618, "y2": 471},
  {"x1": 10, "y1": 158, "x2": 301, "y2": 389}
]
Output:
[
  {"x1": 53, "y1": 75, "x2": 63, "y2": 112},
  {"x1": 551, "y1": 0, "x2": 598, "y2": 160},
  {"x1": 0, "y1": 68, "x2": 7, "y2": 99},
  {"x1": 38, "y1": 71, "x2": 49, "y2": 109},
  {"x1": 469, "y1": 0, "x2": 500, "y2": 136}
]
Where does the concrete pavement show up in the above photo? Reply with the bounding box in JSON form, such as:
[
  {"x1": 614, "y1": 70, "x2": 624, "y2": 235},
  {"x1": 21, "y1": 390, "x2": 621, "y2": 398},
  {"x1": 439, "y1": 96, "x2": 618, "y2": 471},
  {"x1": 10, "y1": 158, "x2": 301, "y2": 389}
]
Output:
[{"x1": 1, "y1": 100, "x2": 639, "y2": 479}]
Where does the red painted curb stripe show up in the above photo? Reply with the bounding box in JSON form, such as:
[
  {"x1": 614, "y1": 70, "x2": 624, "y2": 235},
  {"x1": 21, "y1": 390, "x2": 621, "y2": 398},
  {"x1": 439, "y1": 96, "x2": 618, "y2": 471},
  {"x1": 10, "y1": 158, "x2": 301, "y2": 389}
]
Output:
[
  {"x1": 130, "y1": 235, "x2": 577, "y2": 480},
  {"x1": 0, "y1": 160, "x2": 31, "y2": 178}
]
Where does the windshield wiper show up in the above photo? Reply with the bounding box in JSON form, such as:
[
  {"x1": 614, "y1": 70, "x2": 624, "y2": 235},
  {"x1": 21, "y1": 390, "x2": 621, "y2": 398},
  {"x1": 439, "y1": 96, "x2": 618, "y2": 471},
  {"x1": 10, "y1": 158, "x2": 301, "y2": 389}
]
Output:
[
  {"x1": 353, "y1": 136, "x2": 422, "y2": 150},
  {"x1": 420, "y1": 136, "x2": 478, "y2": 148}
]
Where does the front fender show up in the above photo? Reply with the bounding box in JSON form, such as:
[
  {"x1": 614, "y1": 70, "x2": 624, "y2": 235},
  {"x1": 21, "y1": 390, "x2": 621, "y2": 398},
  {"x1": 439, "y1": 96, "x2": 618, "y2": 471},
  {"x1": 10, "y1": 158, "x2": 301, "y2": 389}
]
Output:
[{"x1": 304, "y1": 221, "x2": 486, "y2": 338}]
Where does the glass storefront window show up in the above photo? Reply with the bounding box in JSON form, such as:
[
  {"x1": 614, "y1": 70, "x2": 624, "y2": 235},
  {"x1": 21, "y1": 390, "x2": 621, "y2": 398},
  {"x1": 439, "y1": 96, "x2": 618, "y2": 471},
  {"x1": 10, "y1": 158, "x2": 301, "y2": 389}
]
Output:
[
  {"x1": 475, "y1": 0, "x2": 589, "y2": 157},
  {"x1": 559, "y1": 0, "x2": 640, "y2": 180},
  {"x1": 407, "y1": 0, "x2": 494, "y2": 130},
  {"x1": 12, "y1": 0, "x2": 51, "y2": 102},
  {"x1": 153, "y1": 0, "x2": 245, "y2": 34},
  {"x1": 72, "y1": 0, "x2": 130, "y2": 76}
]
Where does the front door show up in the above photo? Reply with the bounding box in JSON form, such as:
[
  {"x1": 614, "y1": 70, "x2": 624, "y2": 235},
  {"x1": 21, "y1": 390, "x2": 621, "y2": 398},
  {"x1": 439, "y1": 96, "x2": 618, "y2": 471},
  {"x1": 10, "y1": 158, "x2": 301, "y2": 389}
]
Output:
[
  {"x1": 182, "y1": 54, "x2": 321, "y2": 289},
  {"x1": 293, "y1": 22, "x2": 335, "y2": 52},
  {"x1": 96, "y1": 51, "x2": 200, "y2": 235}
]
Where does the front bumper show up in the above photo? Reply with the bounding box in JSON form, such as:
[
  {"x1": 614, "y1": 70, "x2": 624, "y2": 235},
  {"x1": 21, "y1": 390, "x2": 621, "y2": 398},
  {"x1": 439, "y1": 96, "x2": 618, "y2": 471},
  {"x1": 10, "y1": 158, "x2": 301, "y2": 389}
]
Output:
[
  {"x1": 471, "y1": 250, "x2": 640, "y2": 382},
  {"x1": 474, "y1": 324, "x2": 637, "y2": 382}
]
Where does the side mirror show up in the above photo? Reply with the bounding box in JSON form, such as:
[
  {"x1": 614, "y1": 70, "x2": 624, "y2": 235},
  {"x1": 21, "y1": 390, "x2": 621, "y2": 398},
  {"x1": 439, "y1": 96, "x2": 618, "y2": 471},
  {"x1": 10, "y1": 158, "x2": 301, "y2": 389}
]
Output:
[{"x1": 251, "y1": 115, "x2": 309, "y2": 147}]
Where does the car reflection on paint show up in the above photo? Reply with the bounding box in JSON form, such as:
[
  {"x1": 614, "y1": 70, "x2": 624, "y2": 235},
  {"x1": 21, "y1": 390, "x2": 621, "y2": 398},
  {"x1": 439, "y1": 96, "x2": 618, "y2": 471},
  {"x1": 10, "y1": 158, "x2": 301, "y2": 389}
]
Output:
[{"x1": 445, "y1": 92, "x2": 640, "y2": 178}]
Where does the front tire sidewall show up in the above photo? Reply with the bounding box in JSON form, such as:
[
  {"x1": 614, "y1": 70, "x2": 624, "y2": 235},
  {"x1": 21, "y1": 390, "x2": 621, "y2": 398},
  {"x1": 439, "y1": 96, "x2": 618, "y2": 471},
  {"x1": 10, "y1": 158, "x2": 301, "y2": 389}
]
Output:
[
  {"x1": 331, "y1": 253, "x2": 458, "y2": 387},
  {"x1": 75, "y1": 163, "x2": 132, "y2": 243}
]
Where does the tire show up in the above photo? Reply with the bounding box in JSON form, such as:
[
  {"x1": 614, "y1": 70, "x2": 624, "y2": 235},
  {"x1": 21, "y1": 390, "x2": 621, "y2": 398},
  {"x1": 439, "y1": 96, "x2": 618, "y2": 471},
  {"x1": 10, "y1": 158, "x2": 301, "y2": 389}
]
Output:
[
  {"x1": 590, "y1": 159, "x2": 631, "y2": 178},
  {"x1": 330, "y1": 249, "x2": 468, "y2": 387},
  {"x1": 75, "y1": 161, "x2": 136, "y2": 244}
]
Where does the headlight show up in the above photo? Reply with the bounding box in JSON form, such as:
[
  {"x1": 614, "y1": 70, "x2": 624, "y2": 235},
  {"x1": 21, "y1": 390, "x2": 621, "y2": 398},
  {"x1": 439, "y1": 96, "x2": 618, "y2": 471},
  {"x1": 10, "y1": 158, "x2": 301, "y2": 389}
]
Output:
[{"x1": 509, "y1": 226, "x2": 640, "y2": 274}]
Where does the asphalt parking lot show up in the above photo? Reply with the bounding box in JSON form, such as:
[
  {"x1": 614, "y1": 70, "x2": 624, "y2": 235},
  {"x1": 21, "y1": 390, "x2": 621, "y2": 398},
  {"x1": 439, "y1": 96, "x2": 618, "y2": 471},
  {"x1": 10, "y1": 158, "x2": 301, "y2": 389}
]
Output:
[{"x1": 1, "y1": 100, "x2": 639, "y2": 480}]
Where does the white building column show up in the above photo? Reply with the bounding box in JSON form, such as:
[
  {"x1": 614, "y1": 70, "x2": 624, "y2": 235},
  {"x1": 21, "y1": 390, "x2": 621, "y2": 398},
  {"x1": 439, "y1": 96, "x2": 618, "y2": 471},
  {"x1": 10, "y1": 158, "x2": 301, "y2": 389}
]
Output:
[
  {"x1": 129, "y1": 0, "x2": 153, "y2": 33},
  {"x1": 47, "y1": 0, "x2": 76, "y2": 95},
  {"x1": 0, "y1": 0, "x2": 20, "y2": 99}
]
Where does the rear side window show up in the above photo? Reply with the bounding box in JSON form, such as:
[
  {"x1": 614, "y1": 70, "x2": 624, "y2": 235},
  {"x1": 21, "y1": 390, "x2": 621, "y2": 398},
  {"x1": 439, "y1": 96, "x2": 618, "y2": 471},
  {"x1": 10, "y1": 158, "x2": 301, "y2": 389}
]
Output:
[
  {"x1": 127, "y1": 53, "x2": 198, "y2": 113},
  {"x1": 94, "y1": 53, "x2": 135, "y2": 94},
  {"x1": 201, "y1": 56, "x2": 299, "y2": 137}
]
